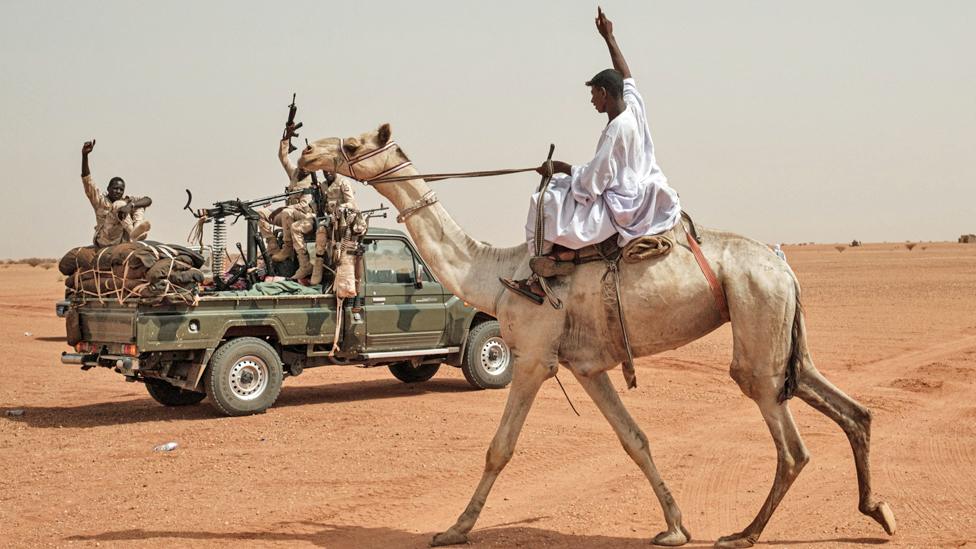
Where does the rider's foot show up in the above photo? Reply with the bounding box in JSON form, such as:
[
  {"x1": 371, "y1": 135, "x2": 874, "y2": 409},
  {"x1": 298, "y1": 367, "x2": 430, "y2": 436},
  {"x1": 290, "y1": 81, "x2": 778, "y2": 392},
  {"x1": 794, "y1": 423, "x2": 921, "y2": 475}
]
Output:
[{"x1": 500, "y1": 277, "x2": 545, "y2": 305}]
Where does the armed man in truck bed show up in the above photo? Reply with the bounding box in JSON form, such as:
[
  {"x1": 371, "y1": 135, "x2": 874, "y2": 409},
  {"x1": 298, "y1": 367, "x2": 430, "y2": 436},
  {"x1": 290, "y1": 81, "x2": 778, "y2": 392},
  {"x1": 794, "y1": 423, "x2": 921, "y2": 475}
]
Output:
[
  {"x1": 258, "y1": 125, "x2": 317, "y2": 279},
  {"x1": 80, "y1": 139, "x2": 153, "y2": 247}
]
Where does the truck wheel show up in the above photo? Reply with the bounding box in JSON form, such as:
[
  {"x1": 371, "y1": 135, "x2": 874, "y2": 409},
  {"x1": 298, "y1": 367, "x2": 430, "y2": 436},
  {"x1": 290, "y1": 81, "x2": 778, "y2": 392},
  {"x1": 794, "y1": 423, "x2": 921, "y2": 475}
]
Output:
[
  {"x1": 461, "y1": 320, "x2": 512, "y2": 389},
  {"x1": 144, "y1": 378, "x2": 206, "y2": 407},
  {"x1": 205, "y1": 337, "x2": 283, "y2": 416},
  {"x1": 389, "y1": 361, "x2": 440, "y2": 383}
]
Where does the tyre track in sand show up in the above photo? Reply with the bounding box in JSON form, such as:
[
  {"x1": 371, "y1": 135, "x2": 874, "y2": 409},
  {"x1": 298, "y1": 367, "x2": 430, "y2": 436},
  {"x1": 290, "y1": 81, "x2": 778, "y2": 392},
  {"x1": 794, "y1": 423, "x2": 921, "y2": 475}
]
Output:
[{"x1": 864, "y1": 333, "x2": 976, "y2": 537}]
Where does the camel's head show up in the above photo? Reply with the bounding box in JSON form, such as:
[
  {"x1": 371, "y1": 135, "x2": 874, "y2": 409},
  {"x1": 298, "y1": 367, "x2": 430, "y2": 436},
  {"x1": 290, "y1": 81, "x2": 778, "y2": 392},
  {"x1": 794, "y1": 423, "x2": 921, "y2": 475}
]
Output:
[{"x1": 299, "y1": 123, "x2": 408, "y2": 182}]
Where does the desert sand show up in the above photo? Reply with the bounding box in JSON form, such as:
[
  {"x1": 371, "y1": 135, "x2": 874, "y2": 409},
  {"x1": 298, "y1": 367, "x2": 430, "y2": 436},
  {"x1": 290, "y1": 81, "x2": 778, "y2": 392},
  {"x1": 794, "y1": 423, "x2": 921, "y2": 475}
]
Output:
[{"x1": 1, "y1": 242, "x2": 975, "y2": 548}]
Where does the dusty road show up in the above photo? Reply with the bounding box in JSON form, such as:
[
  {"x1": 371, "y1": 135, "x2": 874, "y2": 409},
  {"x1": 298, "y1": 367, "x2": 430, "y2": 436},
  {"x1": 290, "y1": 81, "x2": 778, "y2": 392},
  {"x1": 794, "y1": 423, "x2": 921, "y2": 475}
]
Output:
[{"x1": 2, "y1": 242, "x2": 975, "y2": 548}]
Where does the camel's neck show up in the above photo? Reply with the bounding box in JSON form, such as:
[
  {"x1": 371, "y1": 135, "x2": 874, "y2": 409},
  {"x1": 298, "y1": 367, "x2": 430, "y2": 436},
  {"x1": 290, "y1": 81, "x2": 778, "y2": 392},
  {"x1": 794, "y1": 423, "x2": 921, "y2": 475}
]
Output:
[{"x1": 371, "y1": 166, "x2": 527, "y2": 316}]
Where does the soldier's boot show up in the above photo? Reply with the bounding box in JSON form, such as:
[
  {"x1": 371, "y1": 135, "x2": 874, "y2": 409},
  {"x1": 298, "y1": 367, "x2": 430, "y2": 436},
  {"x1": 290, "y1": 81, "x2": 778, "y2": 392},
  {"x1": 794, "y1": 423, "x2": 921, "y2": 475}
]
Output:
[
  {"x1": 129, "y1": 221, "x2": 151, "y2": 241},
  {"x1": 310, "y1": 226, "x2": 329, "y2": 286},
  {"x1": 292, "y1": 247, "x2": 313, "y2": 280},
  {"x1": 264, "y1": 236, "x2": 282, "y2": 257},
  {"x1": 272, "y1": 231, "x2": 294, "y2": 262},
  {"x1": 310, "y1": 256, "x2": 324, "y2": 286}
]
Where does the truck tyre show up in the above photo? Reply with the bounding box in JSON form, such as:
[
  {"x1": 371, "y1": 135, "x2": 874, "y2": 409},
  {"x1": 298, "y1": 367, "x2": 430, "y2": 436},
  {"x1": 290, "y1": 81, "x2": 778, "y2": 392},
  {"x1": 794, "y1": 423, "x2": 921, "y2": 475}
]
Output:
[
  {"x1": 144, "y1": 378, "x2": 206, "y2": 407},
  {"x1": 461, "y1": 320, "x2": 512, "y2": 389},
  {"x1": 389, "y1": 361, "x2": 440, "y2": 383},
  {"x1": 205, "y1": 337, "x2": 283, "y2": 416}
]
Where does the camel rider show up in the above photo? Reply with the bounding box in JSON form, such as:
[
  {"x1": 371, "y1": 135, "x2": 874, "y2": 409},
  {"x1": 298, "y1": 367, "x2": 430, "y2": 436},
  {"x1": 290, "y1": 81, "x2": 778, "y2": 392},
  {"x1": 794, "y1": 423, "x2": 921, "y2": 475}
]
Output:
[
  {"x1": 80, "y1": 139, "x2": 152, "y2": 247},
  {"x1": 258, "y1": 132, "x2": 317, "y2": 279},
  {"x1": 502, "y1": 7, "x2": 681, "y2": 304}
]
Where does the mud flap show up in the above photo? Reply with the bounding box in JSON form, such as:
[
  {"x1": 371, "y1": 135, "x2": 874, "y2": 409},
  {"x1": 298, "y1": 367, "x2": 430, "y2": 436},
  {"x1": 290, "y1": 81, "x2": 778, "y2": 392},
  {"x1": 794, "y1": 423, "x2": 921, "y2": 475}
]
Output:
[{"x1": 65, "y1": 307, "x2": 82, "y2": 347}]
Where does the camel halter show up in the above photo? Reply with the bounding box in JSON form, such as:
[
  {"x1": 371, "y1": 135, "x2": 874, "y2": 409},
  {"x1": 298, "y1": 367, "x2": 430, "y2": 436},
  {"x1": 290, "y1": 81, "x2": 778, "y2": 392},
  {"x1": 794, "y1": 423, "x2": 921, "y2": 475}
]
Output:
[{"x1": 337, "y1": 138, "x2": 413, "y2": 182}]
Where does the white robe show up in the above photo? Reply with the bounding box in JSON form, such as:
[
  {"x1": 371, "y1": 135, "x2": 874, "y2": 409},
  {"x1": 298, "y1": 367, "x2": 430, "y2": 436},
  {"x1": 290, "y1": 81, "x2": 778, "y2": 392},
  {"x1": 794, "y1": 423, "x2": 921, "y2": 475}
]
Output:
[{"x1": 526, "y1": 78, "x2": 681, "y2": 252}]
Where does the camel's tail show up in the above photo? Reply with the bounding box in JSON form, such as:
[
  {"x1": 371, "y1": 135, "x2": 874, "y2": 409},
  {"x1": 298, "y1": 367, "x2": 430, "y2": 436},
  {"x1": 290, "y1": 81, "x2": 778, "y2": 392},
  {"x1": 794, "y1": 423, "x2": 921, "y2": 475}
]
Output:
[{"x1": 779, "y1": 275, "x2": 805, "y2": 402}]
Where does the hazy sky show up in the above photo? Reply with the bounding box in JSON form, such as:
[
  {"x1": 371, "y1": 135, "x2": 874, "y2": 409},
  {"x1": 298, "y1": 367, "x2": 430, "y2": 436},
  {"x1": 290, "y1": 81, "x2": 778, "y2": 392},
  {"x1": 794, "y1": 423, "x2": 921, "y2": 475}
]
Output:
[{"x1": 1, "y1": 1, "x2": 973, "y2": 258}]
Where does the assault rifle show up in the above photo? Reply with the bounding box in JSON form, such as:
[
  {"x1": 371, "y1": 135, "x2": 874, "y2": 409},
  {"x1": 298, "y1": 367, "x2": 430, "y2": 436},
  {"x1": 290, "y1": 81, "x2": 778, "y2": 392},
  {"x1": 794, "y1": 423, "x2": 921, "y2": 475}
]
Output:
[
  {"x1": 283, "y1": 93, "x2": 303, "y2": 153},
  {"x1": 183, "y1": 186, "x2": 322, "y2": 289}
]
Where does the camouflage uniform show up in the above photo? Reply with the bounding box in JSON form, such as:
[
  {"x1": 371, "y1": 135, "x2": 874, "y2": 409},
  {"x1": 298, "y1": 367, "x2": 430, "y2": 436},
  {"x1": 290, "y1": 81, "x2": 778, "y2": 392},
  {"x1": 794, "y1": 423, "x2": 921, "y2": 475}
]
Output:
[
  {"x1": 311, "y1": 174, "x2": 365, "y2": 291},
  {"x1": 83, "y1": 175, "x2": 150, "y2": 247},
  {"x1": 259, "y1": 139, "x2": 317, "y2": 276}
]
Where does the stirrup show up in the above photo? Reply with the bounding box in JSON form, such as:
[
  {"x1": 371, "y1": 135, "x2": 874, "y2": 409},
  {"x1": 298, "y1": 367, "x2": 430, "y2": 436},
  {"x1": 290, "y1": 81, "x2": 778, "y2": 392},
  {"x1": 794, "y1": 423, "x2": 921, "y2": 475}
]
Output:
[
  {"x1": 499, "y1": 277, "x2": 544, "y2": 305},
  {"x1": 529, "y1": 256, "x2": 575, "y2": 278}
]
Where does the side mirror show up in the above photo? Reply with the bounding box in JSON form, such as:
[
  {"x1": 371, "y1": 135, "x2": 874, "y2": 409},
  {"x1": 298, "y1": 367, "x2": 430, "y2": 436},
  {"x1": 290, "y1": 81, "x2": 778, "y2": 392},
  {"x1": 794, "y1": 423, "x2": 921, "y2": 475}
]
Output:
[{"x1": 414, "y1": 263, "x2": 425, "y2": 289}]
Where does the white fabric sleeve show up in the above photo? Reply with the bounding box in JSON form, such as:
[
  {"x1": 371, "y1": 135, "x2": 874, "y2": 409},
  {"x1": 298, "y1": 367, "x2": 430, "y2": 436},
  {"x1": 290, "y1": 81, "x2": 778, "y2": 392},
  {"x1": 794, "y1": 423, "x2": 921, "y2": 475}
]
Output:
[
  {"x1": 569, "y1": 129, "x2": 619, "y2": 206},
  {"x1": 622, "y1": 77, "x2": 647, "y2": 127}
]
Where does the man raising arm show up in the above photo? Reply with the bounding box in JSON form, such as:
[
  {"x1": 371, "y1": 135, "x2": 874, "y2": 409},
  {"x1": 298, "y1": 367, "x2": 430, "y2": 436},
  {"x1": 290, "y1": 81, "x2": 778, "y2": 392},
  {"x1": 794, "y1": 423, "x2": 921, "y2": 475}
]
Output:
[
  {"x1": 505, "y1": 7, "x2": 680, "y2": 304},
  {"x1": 80, "y1": 140, "x2": 152, "y2": 247}
]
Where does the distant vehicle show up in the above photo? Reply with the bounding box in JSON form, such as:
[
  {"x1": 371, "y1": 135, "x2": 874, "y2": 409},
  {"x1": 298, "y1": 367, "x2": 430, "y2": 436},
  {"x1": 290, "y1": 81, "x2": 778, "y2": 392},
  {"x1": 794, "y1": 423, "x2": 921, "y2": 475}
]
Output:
[{"x1": 60, "y1": 228, "x2": 511, "y2": 416}]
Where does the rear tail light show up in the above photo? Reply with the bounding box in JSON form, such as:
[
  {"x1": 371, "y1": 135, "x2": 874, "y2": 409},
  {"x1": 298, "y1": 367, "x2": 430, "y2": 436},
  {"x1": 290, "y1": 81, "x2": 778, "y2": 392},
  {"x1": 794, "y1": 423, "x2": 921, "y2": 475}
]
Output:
[
  {"x1": 74, "y1": 342, "x2": 93, "y2": 353},
  {"x1": 121, "y1": 344, "x2": 138, "y2": 356}
]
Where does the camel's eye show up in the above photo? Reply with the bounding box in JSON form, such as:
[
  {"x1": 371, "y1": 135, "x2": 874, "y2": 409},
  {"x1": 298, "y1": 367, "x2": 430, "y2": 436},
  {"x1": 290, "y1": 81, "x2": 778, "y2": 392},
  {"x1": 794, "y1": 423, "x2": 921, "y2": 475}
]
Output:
[{"x1": 343, "y1": 139, "x2": 360, "y2": 155}]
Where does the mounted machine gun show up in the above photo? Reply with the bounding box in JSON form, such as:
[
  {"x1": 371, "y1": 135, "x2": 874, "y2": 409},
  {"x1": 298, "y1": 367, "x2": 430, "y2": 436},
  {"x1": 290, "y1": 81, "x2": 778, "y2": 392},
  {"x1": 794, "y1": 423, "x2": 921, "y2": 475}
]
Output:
[{"x1": 184, "y1": 186, "x2": 321, "y2": 290}]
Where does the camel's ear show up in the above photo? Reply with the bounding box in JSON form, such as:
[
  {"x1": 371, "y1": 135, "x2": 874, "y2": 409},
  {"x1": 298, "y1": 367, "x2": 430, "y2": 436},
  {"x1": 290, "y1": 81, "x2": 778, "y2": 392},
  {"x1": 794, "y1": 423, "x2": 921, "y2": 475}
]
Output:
[{"x1": 377, "y1": 123, "x2": 392, "y2": 145}]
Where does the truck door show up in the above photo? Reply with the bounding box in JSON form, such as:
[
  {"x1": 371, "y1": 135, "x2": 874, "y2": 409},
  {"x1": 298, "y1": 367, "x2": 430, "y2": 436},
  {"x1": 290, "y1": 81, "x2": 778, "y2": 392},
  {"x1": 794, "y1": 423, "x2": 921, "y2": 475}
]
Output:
[{"x1": 362, "y1": 237, "x2": 447, "y2": 350}]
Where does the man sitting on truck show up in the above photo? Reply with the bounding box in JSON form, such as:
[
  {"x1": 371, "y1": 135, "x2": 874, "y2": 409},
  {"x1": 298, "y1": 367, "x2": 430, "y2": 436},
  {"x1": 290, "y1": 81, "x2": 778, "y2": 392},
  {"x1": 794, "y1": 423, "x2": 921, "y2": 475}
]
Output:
[
  {"x1": 258, "y1": 130, "x2": 318, "y2": 279},
  {"x1": 80, "y1": 139, "x2": 153, "y2": 247},
  {"x1": 309, "y1": 171, "x2": 365, "y2": 293}
]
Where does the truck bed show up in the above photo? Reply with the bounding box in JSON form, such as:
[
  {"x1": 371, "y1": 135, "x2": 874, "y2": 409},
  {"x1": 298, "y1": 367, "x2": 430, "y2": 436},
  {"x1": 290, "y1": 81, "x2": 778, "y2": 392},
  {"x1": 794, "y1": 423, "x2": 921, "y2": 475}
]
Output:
[{"x1": 77, "y1": 293, "x2": 340, "y2": 351}]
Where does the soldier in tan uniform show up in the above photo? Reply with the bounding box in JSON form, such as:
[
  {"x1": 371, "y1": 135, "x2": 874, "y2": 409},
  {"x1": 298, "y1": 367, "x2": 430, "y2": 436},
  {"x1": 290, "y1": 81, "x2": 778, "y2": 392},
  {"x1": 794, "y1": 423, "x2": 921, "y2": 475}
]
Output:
[
  {"x1": 310, "y1": 172, "x2": 364, "y2": 290},
  {"x1": 258, "y1": 136, "x2": 317, "y2": 278},
  {"x1": 80, "y1": 140, "x2": 152, "y2": 247}
]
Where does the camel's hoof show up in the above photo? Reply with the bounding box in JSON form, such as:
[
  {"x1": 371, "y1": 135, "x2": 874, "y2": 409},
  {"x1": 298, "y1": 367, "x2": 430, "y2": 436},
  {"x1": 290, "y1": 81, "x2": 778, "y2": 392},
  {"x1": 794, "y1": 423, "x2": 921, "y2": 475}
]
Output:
[
  {"x1": 867, "y1": 501, "x2": 897, "y2": 536},
  {"x1": 430, "y1": 529, "x2": 469, "y2": 547},
  {"x1": 714, "y1": 532, "x2": 756, "y2": 549},
  {"x1": 652, "y1": 524, "x2": 691, "y2": 546}
]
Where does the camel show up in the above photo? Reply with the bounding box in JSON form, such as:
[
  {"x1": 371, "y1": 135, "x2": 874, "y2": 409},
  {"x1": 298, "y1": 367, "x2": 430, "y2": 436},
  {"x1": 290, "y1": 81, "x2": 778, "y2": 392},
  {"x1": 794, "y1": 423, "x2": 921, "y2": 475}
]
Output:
[{"x1": 298, "y1": 124, "x2": 896, "y2": 548}]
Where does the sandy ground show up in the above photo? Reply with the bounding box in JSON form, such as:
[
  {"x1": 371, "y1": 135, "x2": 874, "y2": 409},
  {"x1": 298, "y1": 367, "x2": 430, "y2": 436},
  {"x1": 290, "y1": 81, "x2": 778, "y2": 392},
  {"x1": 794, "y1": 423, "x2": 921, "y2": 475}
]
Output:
[{"x1": 2, "y1": 242, "x2": 976, "y2": 549}]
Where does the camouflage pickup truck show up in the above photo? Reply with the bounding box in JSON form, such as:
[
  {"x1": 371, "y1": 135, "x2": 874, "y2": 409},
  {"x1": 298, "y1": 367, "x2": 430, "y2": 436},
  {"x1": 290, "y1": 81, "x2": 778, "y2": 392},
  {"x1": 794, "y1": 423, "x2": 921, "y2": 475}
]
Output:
[{"x1": 59, "y1": 228, "x2": 511, "y2": 416}]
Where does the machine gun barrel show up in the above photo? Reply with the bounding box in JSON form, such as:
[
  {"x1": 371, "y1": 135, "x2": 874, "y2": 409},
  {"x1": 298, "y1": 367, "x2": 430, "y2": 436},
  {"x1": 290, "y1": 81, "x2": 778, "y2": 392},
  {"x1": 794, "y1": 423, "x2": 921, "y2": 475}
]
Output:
[
  {"x1": 360, "y1": 204, "x2": 390, "y2": 219},
  {"x1": 183, "y1": 187, "x2": 315, "y2": 220}
]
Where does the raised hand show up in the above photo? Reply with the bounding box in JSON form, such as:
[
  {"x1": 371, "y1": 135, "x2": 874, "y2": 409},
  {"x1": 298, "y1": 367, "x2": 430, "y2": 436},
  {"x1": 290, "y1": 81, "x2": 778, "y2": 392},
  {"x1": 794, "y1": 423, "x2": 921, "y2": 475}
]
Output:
[
  {"x1": 82, "y1": 139, "x2": 96, "y2": 155},
  {"x1": 596, "y1": 6, "x2": 613, "y2": 39}
]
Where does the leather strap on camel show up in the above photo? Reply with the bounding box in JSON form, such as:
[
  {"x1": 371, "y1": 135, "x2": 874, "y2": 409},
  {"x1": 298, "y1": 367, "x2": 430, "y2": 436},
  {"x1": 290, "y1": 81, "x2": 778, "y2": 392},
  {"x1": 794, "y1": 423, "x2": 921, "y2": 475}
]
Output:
[{"x1": 680, "y1": 216, "x2": 730, "y2": 323}]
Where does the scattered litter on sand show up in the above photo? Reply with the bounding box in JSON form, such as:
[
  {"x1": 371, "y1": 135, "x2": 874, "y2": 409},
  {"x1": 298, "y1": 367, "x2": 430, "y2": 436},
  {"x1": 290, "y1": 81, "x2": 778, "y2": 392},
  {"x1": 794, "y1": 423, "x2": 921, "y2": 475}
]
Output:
[
  {"x1": 23, "y1": 332, "x2": 32, "y2": 337},
  {"x1": 153, "y1": 442, "x2": 179, "y2": 452}
]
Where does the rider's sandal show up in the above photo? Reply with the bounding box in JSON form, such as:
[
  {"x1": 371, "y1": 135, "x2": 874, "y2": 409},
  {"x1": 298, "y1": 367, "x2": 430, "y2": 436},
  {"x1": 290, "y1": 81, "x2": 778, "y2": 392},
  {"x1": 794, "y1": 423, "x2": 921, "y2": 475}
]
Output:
[{"x1": 499, "y1": 277, "x2": 545, "y2": 305}]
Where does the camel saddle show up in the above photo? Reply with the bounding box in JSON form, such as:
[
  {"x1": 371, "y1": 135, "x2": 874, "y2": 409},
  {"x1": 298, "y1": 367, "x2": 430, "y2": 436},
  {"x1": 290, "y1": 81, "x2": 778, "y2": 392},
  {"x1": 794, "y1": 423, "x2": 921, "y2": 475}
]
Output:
[{"x1": 529, "y1": 230, "x2": 676, "y2": 278}]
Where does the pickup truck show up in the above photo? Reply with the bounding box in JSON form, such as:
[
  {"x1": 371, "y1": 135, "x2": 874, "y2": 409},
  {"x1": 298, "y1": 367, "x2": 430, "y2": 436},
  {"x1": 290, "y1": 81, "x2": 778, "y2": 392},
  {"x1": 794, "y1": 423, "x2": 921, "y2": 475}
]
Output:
[{"x1": 60, "y1": 228, "x2": 511, "y2": 416}]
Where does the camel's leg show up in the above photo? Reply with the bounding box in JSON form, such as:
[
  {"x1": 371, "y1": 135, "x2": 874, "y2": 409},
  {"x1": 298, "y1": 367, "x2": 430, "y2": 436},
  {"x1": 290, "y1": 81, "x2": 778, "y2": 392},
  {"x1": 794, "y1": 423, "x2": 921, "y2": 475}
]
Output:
[
  {"x1": 431, "y1": 360, "x2": 553, "y2": 547},
  {"x1": 716, "y1": 394, "x2": 810, "y2": 549},
  {"x1": 574, "y1": 371, "x2": 690, "y2": 546},
  {"x1": 794, "y1": 366, "x2": 896, "y2": 535}
]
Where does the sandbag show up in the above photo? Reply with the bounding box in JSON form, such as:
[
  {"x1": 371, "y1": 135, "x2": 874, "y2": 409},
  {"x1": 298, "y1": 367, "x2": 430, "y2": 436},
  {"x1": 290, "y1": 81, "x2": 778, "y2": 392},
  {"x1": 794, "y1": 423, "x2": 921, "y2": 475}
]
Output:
[
  {"x1": 61, "y1": 241, "x2": 205, "y2": 305},
  {"x1": 147, "y1": 258, "x2": 192, "y2": 284},
  {"x1": 139, "y1": 241, "x2": 205, "y2": 269},
  {"x1": 59, "y1": 246, "x2": 96, "y2": 276},
  {"x1": 58, "y1": 246, "x2": 98, "y2": 275},
  {"x1": 112, "y1": 263, "x2": 149, "y2": 280},
  {"x1": 69, "y1": 276, "x2": 147, "y2": 296},
  {"x1": 168, "y1": 269, "x2": 204, "y2": 286}
]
